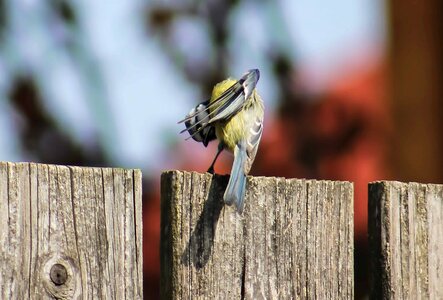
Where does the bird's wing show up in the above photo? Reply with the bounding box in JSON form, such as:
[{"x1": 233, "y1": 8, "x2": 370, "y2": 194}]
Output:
[
  {"x1": 207, "y1": 81, "x2": 247, "y2": 123},
  {"x1": 179, "y1": 100, "x2": 217, "y2": 144},
  {"x1": 244, "y1": 111, "x2": 264, "y2": 173},
  {"x1": 177, "y1": 99, "x2": 211, "y2": 124},
  {"x1": 178, "y1": 69, "x2": 259, "y2": 139},
  {"x1": 178, "y1": 81, "x2": 246, "y2": 137},
  {"x1": 207, "y1": 69, "x2": 259, "y2": 123}
]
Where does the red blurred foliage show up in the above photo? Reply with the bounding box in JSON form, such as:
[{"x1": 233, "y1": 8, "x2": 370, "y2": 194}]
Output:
[
  {"x1": 258, "y1": 59, "x2": 390, "y2": 236},
  {"x1": 260, "y1": 59, "x2": 389, "y2": 299},
  {"x1": 313, "y1": 61, "x2": 390, "y2": 238},
  {"x1": 143, "y1": 59, "x2": 390, "y2": 299},
  {"x1": 143, "y1": 179, "x2": 161, "y2": 299}
]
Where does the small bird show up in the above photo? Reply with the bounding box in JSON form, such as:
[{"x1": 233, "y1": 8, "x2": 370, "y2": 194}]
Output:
[{"x1": 179, "y1": 69, "x2": 264, "y2": 214}]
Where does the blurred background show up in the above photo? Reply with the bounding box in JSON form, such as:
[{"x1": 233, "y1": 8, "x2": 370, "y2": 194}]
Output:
[{"x1": 1, "y1": 0, "x2": 442, "y2": 298}]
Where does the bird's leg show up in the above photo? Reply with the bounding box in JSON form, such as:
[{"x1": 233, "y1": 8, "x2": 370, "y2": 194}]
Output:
[{"x1": 207, "y1": 143, "x2": 224, "y2": 174}]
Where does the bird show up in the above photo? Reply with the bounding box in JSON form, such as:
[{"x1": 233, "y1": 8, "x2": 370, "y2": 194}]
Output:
[{"x1": 178, "y1": 69, "x2": 264, "y2": 214}]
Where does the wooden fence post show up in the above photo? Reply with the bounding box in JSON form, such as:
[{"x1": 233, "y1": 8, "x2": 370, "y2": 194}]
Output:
[
  {"x1": 160, "y1": 170, "x2": 354, "y2": 299},
  {"x1": 369, "y1": 181, "x2": 443, "y2": 299},
  {"x1": 0, "y1": 162, "x2": 143, "y2": 299}
]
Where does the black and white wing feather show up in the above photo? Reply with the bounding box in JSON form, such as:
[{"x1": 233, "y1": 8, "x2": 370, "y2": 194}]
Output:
[
  {"x1": 182, "y1": 100, "x2": 216, "y2": 146},
  {"x1": 178, "y1": 69, "x2": 260, "y2": 143}
]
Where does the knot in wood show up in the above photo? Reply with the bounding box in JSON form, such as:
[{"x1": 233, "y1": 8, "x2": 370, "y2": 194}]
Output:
[{"x1": 50, "y1": 263, "x2": 68, "y2": 285}]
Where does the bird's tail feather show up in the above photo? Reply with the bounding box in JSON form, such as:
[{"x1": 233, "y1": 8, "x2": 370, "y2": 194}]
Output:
[{"x1": 224, "y1": 145, "x2": 247, "y2": 213}]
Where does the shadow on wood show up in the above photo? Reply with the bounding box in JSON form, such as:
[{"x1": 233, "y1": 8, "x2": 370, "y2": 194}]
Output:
[
  {"x1": 180, "y1": 175, "x2": 227, "y2": 269},
  {"x1": 161, "y1": 170, "x2": 353, "y2": 299}
]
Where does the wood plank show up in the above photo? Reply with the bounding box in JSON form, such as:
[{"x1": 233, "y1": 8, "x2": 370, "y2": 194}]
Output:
[
  {"x1": 0, "y1": 162, "x2": 143, "y2": 299},
  {"x1": 369, "y1": 181, "x2": 443, "y2": 299},
  {"x1": 160, "y1": 170, "x2": 354, "y2": 299}
]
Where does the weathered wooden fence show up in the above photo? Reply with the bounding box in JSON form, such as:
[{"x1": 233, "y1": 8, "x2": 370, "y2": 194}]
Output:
[
  {"x1": 369, "y1": 181, "x2": 443, "y2": 299},
  {"x1": 2, "y1": 163, "x2": 442, "y2": 299},
  {"x1": 161, "y1": 171, "x2": 443, "y2": 299},
  {"x1": 160, "y1": 171, "x2": 354, "y2": 299},
  {"x1": 0, "y1": 162, "x2": 143, "y2": 299}
]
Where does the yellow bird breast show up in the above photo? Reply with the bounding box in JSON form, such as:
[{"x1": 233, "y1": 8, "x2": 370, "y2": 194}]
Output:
[
  {"x1": 215, "y1": 110, "x2": 247, "y2": 153},
  {"x1": 209, "y1": 78, "x2": 248, "y2": 153}
]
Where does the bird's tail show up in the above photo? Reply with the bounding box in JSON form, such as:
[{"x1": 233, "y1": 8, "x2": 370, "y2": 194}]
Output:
[{"x1": 224, "y1": 145, "x2": 247, "y2": 214}]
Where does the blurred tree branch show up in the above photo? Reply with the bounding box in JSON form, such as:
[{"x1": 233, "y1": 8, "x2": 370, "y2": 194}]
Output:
[{"x1": 8, "y1": 76, "x2": 106, "y2": 166}]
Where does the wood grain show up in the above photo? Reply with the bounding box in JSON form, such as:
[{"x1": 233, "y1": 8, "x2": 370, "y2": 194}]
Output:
[
  {"x1": 369, "y1": 181, "x2": 443, "y2": 299},
  {"x1": 0, "y1": 162, "x2": 143, "y2": 299},
  {"x1": 161, "y1": 170, "x2": 354, "y2": 299}
]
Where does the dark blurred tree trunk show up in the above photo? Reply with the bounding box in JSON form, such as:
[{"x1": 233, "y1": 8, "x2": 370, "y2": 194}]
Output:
[{"x1": 388, "y1": 0, "x2": 443, "y2": 182}]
